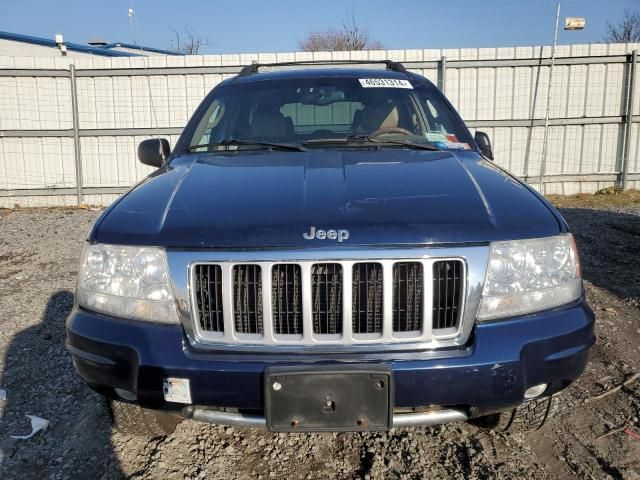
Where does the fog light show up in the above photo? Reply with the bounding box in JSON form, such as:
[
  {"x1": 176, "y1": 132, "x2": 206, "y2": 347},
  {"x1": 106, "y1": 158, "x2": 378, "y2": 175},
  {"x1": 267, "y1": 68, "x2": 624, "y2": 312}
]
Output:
[{"x1": 524, "y1": 383, "x2": 548, "y2": 399}]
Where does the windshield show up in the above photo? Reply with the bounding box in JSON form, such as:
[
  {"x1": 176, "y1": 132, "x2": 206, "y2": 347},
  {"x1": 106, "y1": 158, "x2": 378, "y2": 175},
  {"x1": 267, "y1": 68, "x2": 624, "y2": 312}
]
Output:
[{"x1": 185, "y1": 76, "x2": 474, "y2": 152}]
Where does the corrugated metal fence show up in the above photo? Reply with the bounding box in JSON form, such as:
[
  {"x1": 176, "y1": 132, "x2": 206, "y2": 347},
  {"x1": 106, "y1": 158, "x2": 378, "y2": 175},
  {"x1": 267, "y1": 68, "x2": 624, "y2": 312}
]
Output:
[{"x1": 1, "y1": 42, "x2": 639, "y2": 208}]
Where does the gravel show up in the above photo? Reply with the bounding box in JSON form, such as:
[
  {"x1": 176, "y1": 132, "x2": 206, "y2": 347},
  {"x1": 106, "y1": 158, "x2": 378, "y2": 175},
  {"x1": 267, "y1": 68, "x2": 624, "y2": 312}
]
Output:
[{"x1": 0, "y1": 197, "x2": 638, "y2": 479}]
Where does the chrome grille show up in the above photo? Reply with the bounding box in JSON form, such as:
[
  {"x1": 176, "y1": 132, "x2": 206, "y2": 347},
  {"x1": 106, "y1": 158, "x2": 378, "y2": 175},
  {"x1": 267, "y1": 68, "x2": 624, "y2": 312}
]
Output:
[
  {"x1": 432, "y1": 260, "x2": 463, "y2": 330},
  {"x1": 352, "y1": 263, "x2": 384, "y2": 334},
  {"x1": 184, "y1": 250, "x2": 479, "y2": 349}
]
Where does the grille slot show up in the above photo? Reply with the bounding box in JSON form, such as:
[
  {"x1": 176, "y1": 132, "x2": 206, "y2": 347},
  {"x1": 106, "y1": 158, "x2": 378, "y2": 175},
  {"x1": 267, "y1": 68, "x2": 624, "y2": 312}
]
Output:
[
  {"x1": 352, "y1": 263, "x2": 384, "y2": 334},
  {"x1": 393, "y1": 262, "x2": 423, "y2": 332},
  {"x1": 233, "y1": 265, "x2": 263, "y2": 334},
  {"x1": 432, "y1": 260, "x2": 463, "y2": 330},
  {"x1": 272, "y1": 264, "x2": 303, "y2": 335},
  {"x1": 194, "y1": 264, "x2": 224, "y2": 332},
  {"x1": 311, "y1": 263, "x2": 343, "y2": 334}
]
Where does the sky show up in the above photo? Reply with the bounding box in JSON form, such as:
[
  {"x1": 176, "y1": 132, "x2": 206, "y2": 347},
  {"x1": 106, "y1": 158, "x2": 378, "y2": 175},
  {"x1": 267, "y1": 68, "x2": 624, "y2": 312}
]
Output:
[{"x1": 1, "y1": 0, "x2": 639, "y2": 54}]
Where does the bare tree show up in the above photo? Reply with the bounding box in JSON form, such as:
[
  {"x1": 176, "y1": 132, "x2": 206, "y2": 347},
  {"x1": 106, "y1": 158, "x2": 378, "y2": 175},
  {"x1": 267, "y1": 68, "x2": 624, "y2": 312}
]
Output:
[
  {"x1": 299, "y1": 13, "x2": 383, "y2": 52},
  {"x1": 604, "y1": 9, "x2": 640, "y2": 43},
  {"x1": 170, "y1": 27, "x2": 208, "y2": 54}
]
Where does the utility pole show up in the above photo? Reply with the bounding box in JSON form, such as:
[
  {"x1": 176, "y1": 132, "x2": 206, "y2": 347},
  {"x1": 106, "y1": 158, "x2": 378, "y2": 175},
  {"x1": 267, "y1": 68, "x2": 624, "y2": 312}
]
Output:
[
  {"x1": 538, "y1": 3, "x2": 585, "y2": 194},
  {"x1": 538, "y1": 1, "x2": 561, "y2": 195}
]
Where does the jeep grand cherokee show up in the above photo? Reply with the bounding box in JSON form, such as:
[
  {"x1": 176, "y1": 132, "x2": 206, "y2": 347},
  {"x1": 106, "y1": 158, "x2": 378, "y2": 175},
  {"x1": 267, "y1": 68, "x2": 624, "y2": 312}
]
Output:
[{"x1": 66, "y1": 61, "x2": 594, "y2": 436}]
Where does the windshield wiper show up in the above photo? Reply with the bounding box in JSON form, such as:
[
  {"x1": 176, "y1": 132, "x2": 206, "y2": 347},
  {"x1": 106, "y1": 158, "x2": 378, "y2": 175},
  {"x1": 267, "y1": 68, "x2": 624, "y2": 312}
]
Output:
[
  {"x1": 303, "y1": 135, "x2": 438, "y2": 151},
  {"x1": 346, "y1": 135, "x2": 439, "y2": 151},
  {"x1": 186, "y1": 138, "x2": 306, "y2": 152}
]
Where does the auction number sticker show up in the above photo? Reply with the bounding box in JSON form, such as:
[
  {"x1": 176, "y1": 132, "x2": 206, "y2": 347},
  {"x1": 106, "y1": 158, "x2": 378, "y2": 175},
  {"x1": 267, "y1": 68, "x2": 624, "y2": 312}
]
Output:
[{"x1": 359, "y1": 78, "x2": 413, "y2": 89}]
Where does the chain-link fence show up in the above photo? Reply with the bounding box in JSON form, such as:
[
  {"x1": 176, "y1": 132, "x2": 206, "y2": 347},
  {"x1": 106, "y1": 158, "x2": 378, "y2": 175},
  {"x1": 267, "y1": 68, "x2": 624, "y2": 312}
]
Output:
[{"x1": 1, "y1": 43, "x2": 639, "y2": 207}]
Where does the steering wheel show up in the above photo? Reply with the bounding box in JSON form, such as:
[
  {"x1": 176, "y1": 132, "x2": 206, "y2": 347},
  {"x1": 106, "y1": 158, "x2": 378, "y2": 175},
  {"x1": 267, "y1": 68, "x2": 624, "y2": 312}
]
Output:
[{"x1": 370, "y1": 127, "x2": 413, "y2": 137}]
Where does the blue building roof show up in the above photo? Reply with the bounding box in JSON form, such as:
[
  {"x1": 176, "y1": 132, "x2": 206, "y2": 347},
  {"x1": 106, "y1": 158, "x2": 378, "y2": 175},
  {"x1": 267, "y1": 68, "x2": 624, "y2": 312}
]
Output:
[
  {"x1": 0, "y1": 31, "x2": 181, "y2": 57},
  {"x1": 99, "y1": 42, "x2": 179, "y2": 56}
]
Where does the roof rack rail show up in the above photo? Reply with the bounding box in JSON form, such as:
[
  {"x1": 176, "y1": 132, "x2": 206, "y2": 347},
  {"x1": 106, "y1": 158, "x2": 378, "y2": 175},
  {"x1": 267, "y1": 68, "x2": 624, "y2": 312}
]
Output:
[{"x1": 237, "y1": 60, "x2": 407, "y2": 76}]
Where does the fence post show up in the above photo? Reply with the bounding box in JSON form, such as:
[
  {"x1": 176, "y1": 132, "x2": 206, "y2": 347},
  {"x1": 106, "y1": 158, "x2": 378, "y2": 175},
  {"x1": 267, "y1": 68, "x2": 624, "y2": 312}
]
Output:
[
  {"x1": 438, "y1": 56, "x2": 446, "y2": 93},
  {"x1": 622, "y1": 50, "x2": 637, "y2": 190},
  {"x1": 69, "y1": 64, "x2": 83, "y2": 206}
]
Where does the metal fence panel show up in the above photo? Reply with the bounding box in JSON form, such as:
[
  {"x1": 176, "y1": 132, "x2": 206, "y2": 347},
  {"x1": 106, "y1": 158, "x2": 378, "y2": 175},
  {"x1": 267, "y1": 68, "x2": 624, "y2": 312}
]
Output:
[{"x1": 0, "y1": 42, "x2": 639, "y2": 207}]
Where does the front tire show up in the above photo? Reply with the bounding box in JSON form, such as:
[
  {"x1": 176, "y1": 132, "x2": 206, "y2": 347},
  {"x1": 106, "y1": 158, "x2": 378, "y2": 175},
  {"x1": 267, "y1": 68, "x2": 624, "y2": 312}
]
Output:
[
  {"x1": 470, "y1": 395, "x2": 558, "y2": 433},
  {"x1": 109, "y1": 399, "x2": 182, "y2": 438}
]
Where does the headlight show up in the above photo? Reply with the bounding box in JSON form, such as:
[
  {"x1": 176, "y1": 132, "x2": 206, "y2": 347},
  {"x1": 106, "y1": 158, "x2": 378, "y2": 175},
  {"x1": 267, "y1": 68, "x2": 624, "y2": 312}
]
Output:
[
  {"x1": 478, "y1": 234, "x2": 582, "y2": 321},
  {"x1": 77, "y1": 243, "x2": 179, "y2": 323}
]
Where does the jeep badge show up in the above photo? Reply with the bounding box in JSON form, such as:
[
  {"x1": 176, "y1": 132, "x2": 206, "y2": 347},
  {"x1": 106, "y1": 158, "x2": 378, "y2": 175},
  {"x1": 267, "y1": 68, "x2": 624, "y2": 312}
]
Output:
[{"x1": 303, "y1": 226, "x2": 349, "y2": 242}]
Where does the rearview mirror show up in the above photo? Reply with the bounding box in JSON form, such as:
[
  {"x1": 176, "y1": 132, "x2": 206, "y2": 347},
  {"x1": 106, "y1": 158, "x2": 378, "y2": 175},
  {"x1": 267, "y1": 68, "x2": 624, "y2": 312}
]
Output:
[
  {"x1": 474, "y1": 131, "x2": 493, "y2": 160},
  {"x1": 138, "y1": 138, "x2": 170, "y2": 168}
]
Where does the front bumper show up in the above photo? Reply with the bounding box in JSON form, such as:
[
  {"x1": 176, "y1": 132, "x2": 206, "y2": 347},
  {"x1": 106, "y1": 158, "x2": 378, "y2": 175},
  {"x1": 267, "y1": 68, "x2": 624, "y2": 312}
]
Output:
[{"x1": 66, "y1": 299, "x2": 594, "y2": 422}]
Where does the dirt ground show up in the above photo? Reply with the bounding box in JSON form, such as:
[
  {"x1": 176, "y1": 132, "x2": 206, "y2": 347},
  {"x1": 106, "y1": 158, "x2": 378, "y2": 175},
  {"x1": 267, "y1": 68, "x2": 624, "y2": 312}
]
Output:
[{"x1": 0, "y1": 192, "x2": 638, "y2": 479}]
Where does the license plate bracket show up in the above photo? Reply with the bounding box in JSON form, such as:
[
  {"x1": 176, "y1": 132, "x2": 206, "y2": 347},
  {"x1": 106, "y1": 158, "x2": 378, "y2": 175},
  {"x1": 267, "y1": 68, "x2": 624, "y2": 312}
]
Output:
[{"x1": 264, "y1": 365, "x2": 393, "y2": 432}]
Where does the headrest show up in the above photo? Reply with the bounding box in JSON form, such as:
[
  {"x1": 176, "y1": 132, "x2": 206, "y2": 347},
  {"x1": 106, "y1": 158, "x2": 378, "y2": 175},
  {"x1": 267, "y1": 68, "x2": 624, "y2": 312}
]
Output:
[
  {"x1": 251, "y1": 111, "x2": 289, "y2": 139},
  {"x1": 354, "y1": 101, "x2": 399, "y2": 133}
]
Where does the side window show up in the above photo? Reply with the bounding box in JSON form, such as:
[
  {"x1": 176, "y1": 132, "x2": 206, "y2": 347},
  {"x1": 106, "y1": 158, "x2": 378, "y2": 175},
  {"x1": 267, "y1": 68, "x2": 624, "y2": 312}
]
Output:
[
  {"x1": 280, "y1": 102, "x2": 363, "y2": 134},
  {"x1": 422, "y1": 97, "x2": 458, "y2": 137},
  {"x1": 192, "y1": 99, "x2": 226, "y2": 145},
  {"x1": 426, "y1": 100, "x2": 439, "y2": 120}
]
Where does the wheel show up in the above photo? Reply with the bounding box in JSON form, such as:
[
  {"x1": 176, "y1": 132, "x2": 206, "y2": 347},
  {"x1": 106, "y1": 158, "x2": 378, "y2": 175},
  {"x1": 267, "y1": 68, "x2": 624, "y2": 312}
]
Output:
[
  {"x1": 109, "y1": 399, "x2": 182, "y2": 438},
  {"x1": 470, "y1": 395, "x2": 558, "y2": 433}
]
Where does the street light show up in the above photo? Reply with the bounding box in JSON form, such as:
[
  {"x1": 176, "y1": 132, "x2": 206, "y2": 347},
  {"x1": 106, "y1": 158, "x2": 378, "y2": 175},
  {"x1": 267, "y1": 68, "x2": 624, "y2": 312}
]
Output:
[
  {"x1": 539, "y1": 3, "x2": 585, "y2": 194},
  {"x1": 565, "y1": 17, "x2": 586, "y2": 30}
]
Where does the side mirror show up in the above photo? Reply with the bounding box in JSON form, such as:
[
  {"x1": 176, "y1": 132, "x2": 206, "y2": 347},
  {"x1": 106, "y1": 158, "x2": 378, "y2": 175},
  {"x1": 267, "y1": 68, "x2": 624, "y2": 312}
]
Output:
[
  {"x1": 138, "y1": 138, "x2": 170, "y2": 168},
  {"x1": 474, "y1": 131, "x2": 494, "y2": 160}
]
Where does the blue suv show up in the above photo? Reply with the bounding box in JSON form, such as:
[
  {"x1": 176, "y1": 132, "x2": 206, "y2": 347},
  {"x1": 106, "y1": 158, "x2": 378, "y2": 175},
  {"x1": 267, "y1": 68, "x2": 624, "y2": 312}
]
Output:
[{"x1": 66, "y1": 61, "x2": 594, "y2": 436}]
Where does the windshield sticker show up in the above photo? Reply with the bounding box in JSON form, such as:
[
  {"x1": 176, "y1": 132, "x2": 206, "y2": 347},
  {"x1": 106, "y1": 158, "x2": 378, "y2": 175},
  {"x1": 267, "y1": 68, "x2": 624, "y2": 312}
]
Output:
[
  {"x1": 358, "y1": 78, "x2": 413, "y2": 89},
  {"x1": 432, "y1": 140, "x2": 471, "y2": 150},
  {"x1": 445, "y1": 141, "x2": 471, "y2": 150},
  {"x1": 425, "y1": 132, "x2": 447, "y2": 142},
  {"x1": 425, "y1": 132, "x2": 471, "y2": 150}
]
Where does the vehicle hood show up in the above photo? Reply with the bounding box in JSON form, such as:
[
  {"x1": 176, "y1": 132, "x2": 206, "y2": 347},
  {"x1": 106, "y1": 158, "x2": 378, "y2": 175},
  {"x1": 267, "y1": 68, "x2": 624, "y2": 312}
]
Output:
[{"x1": 94, "y1": 149, "x2": 562, "y2": 248}]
